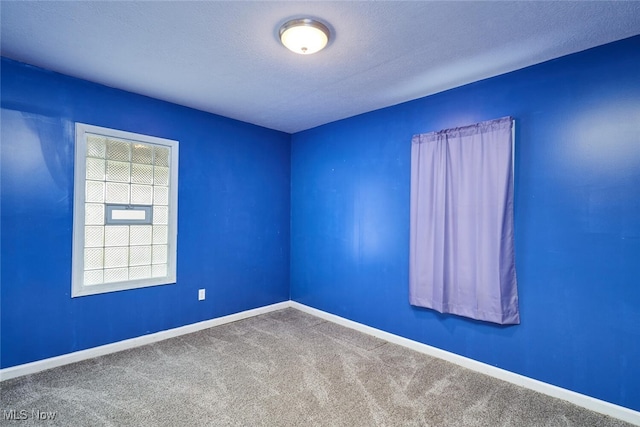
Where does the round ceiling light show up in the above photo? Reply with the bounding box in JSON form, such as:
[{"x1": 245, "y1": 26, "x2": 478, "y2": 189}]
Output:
[{"x1": 279, "y1": 18, "x2": 330, "y2": 55}]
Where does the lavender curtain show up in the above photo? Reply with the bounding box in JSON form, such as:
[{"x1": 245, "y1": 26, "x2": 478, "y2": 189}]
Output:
[{"x1": 409, "y1": 117, "x2": 519, "y2": 325}]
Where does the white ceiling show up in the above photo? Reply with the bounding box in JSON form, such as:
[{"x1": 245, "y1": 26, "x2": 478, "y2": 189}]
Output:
[{"x1": 2, "y1": 1, "x2": 639, "y2": 134}]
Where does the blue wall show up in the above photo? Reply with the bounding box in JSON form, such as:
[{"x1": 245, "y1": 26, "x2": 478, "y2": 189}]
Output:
[
  {"x1": 1, "y1": 58, "x2": 291, "y2": 368},
  {"x1": 2, "y1": 35, "x2": 639, "y2": 412},
  {"x1": 291, "y1": 36, "x2": 640, "y2": 410}
]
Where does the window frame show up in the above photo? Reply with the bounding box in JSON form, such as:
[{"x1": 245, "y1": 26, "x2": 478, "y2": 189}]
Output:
[{"x1": 71, "y1": 123, "x2": 179, "y2": 298}]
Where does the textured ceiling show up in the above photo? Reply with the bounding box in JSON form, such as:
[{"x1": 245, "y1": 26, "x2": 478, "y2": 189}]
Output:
[{"x1": 1, "y1": 1, "x2": 639, "y2": 134}]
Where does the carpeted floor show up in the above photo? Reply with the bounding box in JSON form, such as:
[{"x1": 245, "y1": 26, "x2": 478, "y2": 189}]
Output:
[{"x1": 0, "y1": 308, "x2": 632, "y2": 426}]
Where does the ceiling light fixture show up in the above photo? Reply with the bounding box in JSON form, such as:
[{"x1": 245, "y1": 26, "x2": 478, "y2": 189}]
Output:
[{"x1": 279, "y1": 18, "x2": 330, "y2": 55}]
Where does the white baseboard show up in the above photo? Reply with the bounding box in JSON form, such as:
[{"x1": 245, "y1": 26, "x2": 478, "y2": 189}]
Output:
[
  {"x1": 0, "y1": 301, "x2": 289, "y2": 382},
  {"x1": 2, "y1": 299, "x2": 638, "y2": 426},
  {"x1": 289, "y1": 301, "x2": 640, "y2": 426}
]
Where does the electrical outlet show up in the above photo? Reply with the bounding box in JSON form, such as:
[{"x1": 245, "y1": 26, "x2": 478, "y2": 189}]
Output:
[{"x1": 198, "y1": 289, "x2": 205, "y2": 301}]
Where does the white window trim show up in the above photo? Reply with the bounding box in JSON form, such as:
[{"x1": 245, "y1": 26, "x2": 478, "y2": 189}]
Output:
[{"x1": 72, "y1": 123, "x2": 179, "y2": 297}]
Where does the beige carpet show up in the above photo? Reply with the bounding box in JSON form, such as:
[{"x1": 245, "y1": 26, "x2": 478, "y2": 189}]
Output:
[{"x1": 0, "y1": 308, "x2": 631, "y2": 426}]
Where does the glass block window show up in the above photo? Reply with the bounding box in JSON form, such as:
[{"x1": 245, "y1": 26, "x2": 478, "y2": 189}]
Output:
[{"x1": 72, "y1": 123, "x2": 178, "y2": 297}]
